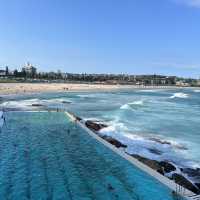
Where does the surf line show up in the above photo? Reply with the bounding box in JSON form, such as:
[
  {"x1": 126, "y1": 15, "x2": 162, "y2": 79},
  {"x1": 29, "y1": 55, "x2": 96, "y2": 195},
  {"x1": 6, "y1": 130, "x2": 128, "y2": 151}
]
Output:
[{"x1": 64, "y1": 111, "x2": 196, "y2": 200}]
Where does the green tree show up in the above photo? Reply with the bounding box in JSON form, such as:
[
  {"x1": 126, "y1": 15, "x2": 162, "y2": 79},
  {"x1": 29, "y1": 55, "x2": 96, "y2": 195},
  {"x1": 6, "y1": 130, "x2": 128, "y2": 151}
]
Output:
[{"x1": 5, "y1": 66, "x2": 9, "y2": 76}]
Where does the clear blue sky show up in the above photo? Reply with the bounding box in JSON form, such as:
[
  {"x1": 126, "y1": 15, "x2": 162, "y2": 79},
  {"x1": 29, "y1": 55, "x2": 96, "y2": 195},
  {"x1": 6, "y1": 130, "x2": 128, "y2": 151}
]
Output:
[{"x1": 0, "y1": 0, "x2": 200, "y2": 78}]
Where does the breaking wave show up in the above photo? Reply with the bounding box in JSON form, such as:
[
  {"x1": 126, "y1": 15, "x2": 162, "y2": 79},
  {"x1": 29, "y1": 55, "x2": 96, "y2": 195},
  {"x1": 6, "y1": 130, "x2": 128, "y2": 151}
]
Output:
[
  {"x1": 77, "y1": 94, "x2": 96, "y2": 98},
  {"x1": 139, "y1": 89, "x2": 159, "y2": 93},
  {"x1": 169, "y1": 92, "x2": 189, "y2": 99},
  {"x1": 99, "y1": 121, "x2": 199, "y2": 168},
  {"x1": 129, "y1": 100, "x2": 143, "y2": 105},
  {"x1": 120, "y1": 100, "x2": 144, "y2": 110},
  {"x1": 120, "y1": 104, "x2": 131, "y2": 110},
  {"x1": 0, "y1": 98, "x2": 72, "y2": 110},
  {"x1": 194, "y1": 90, "x2": 200, "y2": 93}
]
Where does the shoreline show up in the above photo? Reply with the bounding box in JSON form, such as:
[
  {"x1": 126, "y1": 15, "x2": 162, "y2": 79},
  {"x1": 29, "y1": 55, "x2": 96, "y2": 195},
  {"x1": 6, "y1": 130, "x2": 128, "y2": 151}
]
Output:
[{"x1": 0, "y1": 83, "x2": 196, "y2": 95}]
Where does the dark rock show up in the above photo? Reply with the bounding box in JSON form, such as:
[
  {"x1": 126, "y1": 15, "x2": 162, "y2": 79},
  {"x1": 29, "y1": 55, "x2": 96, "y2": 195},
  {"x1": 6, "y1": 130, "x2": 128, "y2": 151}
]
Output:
[
  {"x1": 75, "y1": 116, "x2": 82, "y2": 121},
  {"x1": 149, "y1": 137, "x2": 187, "y2": 150},
  {"x1": 31, "y1": 103, "x2": 43, "y2": 107},
  {"x1": 172, "y1": 173, "x2": 200, "y2": 194},
  {"x1": 128, "y1": 154, "x2": 199, "y2": 194},
  {"x1": 195, "y1": 183, "x2": 200, "y2": 191},
  {"x1": 61, "y1": 101, "x2": 71, "y2": 104},
  {"x1": 149, "y1": 137, "x2": 188, "y2": 150},
  {"x1": 69, "y1": 112, "x2": 82, "y2": 121},
  {"x1": 149, "y1": 138, "x2": 171, "y2": 145},
  {"x1": 159, "y1": 161, "x2": 176, "y2": 173},
  {"x1": 148, "y1": 148, "x2": 163, "y2": 155},
  {"x1": 102, "y1": 135, "x2": 127, "y2": 148},
  {"x1": 173, "y1": 144, "x2": 188, "y2": 150},
  {"x1": 182, "y1": 168, "x2": 200, "y2": 190},
  {"x1": 131, "y1": 154, "x2": 164, "y2": 175},
  {"x1": 85, "y1": 120, "x2": 107, "y2": 131},
  {"x1": 181, "y1": 168, "x2": 200, "y2": 179},
  {"x1": 130, "y1": 155, "x2": 176, "y2": 174}
]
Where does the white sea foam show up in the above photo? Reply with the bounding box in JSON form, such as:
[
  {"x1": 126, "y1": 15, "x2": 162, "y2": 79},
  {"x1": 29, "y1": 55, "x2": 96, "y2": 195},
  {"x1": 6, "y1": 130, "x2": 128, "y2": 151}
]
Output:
[
  {"x1": 169, "y1": 92, "x2": 189, "y2": 99},
  {"x1": 1, "y1": 97, "x2": 72, "y2": 110},
  {"x1": 129, "y1": 100, "x2": 144, "y2": 105},
  {"x1": 120, "y1": 100, "x2": 144, "y2": 110},
  {"x1": 1, "y1": 99, "x2": 41, "y2": 110},
  {"x1": 120, "y1": 104, "x2": 131, "y2": 110},
  {"x1": 99, "y1": 121, "x2": 195, "y2": 167},
  {"x1": 43, "y1": 98, "x2": 72, "y2": 104},
  {"x1": 0, "y1": 111, "x2": 4, "y2": 128},
  {"x1": 194, "y1": 89, "x2": 200, "y2": 93},
  {"x1": 77, "y1": 94, "x2": 96, "y2": 98},
  {"x1": 139, "y1": 89, "x2": 158, "y2": 93}
]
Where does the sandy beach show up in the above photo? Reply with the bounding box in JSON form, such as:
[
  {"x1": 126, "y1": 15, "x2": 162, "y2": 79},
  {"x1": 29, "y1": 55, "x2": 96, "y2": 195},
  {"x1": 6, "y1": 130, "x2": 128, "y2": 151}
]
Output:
[{"x1": 0, "y1": 83, "x2": 179, "y2": 95}]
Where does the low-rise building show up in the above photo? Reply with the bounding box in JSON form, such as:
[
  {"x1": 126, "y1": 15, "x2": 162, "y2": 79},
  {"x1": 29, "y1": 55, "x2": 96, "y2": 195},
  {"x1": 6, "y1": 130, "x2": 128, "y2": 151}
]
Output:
[{"x1": 0, "y1": 70, "x2": 6, "y2": 76}]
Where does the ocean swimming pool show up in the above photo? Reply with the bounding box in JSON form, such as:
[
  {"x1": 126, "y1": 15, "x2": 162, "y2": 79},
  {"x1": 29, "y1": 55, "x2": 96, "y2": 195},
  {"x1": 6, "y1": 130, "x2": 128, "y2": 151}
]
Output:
[{"x1": 0, "y1": 112, "x2": 178, "y2": 200}]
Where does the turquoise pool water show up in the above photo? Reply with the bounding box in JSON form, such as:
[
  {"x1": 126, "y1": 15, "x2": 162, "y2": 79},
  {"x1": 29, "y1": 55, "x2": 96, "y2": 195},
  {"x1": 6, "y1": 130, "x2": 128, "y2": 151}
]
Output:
[{"x1": 0, "y1": 112, "x2": 177, "y2": 200}]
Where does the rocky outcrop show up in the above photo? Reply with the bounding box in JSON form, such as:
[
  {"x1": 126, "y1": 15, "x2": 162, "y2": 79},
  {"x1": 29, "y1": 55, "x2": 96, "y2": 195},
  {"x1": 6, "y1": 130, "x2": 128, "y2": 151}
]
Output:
[
  {"x1": 149, "y1": 137, "x2": 188, "y2": 150},
  {"x1": 147, "y1": 148, "x2": 162, "y2": 155},
  {"x1": 149, "y1": 138, "x2": 171, "y2": 145},
  {"x1": 181, "y1": 168, "x2": 200, "y2": 179},
  {"x1": 83, "y1": 119, "x2": 127, "y2": 148},
  {"x1": 131, "y1": 154, "x2": 200, "y2": 194},
  {"x1": 85, "y1": 120, "x2": 107, "y2": 132},
  {"x1": 75, "y1": 116, "x2": 82, "y2": 121},
  {"x1": 69, "y1": 112, "x2": 82, "y2": 121},
  {"x1": 77, "y1": 114, "x2": 199, "y2": 194},
  {"x1": 131, "y1": 154, "x2": 165, "y2": 175},
  {"x1": 31, "y1": 103, "x2": 43, "y2": 107},
  {"x1": 61, "y1": 101, "x2": 71, "y2": 104},
  {"x1": 131, "y1": 155, "x2": 177, "y2": 174},
  {"x1": 172, "y1": 173, "x2": 200, "y2": 194},
  {"x1": 159, "y1": 161, "x2": 176, "y2": 173},
  {"x1": 195, "y1": 183, "x2": 200, "y2": 191},
  {"x1": 101, "y1": 135, "x2": 127, "y2": 148},
  {"x1": 181, "y1": 168, "x2": 200, "y2": 192}
]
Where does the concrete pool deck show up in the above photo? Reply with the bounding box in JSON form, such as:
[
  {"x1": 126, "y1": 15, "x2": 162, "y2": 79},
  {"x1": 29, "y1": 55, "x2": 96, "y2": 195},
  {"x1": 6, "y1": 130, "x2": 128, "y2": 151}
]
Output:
[{"x1": 65, "y1": 111, "x2": 199, "y2": 200}]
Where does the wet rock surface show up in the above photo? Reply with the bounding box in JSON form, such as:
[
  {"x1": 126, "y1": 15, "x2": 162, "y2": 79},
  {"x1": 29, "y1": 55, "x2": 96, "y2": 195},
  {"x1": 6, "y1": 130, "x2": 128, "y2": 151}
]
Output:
[
  {"x1": 132, "y1": 155, "x2": 200, "y2": 194},
  {"x1": 101, "y1": 135, "x2": 127, "y2": 148},
  {"x1": 148, "y1": 137, "x2": 188, "y2": 150},
  {"x1": 75, "y1": 116, "x2": 82, "y2": 121},
  {"x1": 148, "y1": 148, "x2": 163, "y2": 155},
  {"x1": 131, "y1": 154, "x2": 165, "y2": 174},
  {"x1": 159, "y1": 161, "x2": 176, "y2": 173},
  {"x1": 84, "y1": 119, "x2": 127, "y2": 148},
  {"x1": 181, "y1": 168, "x2": 200, "y2": 192},
  {"x1": 61, "y1": 101, "x2": 71, "y2": 104},
  {"x1": 181, "y1": 168, "x2": 200, "y2": 179},
  {"x1": 149, "y1": 137, "x2": 171, "y2": 145},
  {"x1": 68, "y1": 112, "x2": 82, "y2": 121},
  {"x1": 195, "y1": 183, "x2": 200, "y2": 191},
  {"x1": 172, "y1": 173, "x2": 200, "y2": 194},
  {"x1": 85, "y1": 120, "x2": 108, "y2": 131},
  {"x1": 31, "y1": 103, "x2": 43, "y2": 107}
]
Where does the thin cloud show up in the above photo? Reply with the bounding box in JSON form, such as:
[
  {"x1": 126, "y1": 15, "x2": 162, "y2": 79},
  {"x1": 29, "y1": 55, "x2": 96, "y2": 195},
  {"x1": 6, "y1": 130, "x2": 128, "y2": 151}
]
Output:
[{"x1": 174, "y1": 0, "x2": 200, "y2": 8}]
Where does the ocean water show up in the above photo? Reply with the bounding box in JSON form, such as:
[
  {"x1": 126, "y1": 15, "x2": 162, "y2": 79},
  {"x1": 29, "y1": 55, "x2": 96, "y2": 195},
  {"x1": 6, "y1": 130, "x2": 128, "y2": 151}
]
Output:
[
  {"x1": 0, "y1": 112, "x2": 175, "y2": 200},
  {"x1": 1, "y1": 88, "x2": 200, "y2": 170}
]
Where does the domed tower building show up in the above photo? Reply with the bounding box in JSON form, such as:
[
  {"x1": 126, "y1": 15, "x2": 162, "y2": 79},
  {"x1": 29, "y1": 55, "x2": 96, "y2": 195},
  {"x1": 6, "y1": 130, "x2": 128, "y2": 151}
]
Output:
[{"x1": 21, "y1": 62, "x2": 37, "y2": 78}]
